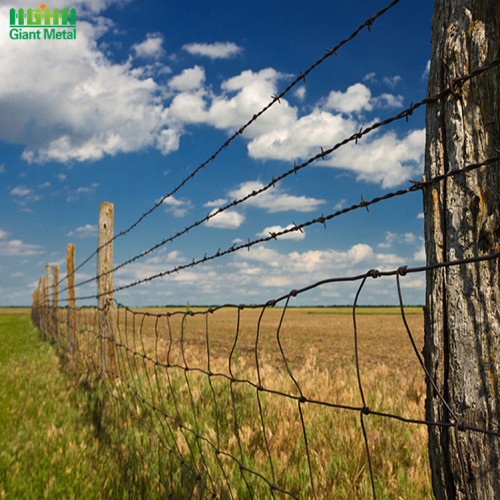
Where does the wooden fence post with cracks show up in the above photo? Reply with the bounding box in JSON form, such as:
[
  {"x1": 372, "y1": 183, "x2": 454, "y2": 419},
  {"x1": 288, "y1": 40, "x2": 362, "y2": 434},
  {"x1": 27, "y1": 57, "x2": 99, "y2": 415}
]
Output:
[
  {"x1": 424, "y1": 0, "x2": 500, "y2": 498},
  {"x1": 67, "y1": 243, "x2": 77, "y2": 355},
  {"x1": 97, "y1": 202, "x2": 118, "y2": 380}
]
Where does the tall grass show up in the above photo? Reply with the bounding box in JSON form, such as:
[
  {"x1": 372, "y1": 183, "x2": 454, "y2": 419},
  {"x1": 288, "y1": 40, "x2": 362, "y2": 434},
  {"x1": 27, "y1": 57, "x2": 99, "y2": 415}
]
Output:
[{"x1": 35, "y1": 306, "x2": 434, "y2": 498}]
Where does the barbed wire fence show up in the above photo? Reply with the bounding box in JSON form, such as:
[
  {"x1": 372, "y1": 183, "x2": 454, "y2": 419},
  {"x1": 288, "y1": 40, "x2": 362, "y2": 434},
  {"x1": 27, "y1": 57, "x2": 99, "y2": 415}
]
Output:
[{"x1": 30, "y1": 0, "x2": 500, "y2": 497}]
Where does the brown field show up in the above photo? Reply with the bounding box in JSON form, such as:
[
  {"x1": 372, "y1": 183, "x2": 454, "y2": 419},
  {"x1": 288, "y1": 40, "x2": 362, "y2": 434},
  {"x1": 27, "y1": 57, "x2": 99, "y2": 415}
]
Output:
[{"x1": 36, "y1": 305, "x2": 432, "y2": 498}]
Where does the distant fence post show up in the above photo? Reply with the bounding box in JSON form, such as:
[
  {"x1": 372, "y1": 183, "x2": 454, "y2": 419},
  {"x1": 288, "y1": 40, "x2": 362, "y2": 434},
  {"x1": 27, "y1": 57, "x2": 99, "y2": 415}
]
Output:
[
  {"x1": 52, "y1": 266, "x2": 59, "y2": 339},
  {"x1": 67, "y1": 243, "x2": 77, "y2": 355},
  {"x1": 44, "y1": 266, "x2": 50, "y2": 338},
  {"x1": 97, "y1": 202, "x2": 118, "y2": 379}
]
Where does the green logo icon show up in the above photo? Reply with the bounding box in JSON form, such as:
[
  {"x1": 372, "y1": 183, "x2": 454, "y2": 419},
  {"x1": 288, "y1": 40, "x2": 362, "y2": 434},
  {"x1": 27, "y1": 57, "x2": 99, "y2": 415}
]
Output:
[{"x1": 9, "y1": 4, "x2": 77, "y2": 40}]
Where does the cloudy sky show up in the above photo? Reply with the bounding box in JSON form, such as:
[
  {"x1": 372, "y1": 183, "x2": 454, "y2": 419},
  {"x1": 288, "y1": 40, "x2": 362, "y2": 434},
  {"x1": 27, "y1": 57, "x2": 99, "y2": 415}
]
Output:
[{"x1": 0, "y1": 0, "x2": 434, "y2": 306}]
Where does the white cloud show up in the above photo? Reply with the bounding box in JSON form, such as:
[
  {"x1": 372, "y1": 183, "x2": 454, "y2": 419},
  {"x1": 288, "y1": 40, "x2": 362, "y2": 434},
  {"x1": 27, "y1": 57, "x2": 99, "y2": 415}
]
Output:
[
  {"x1": 227, "y1": 181, "x2": 326, "y2": 213},
  {"x1": 10, "y1": 186, "x2": 31, "y2": 197},
  {"x1": 0, "y1": 230, "x2": 42, "y2": 257},
  {"x1": 204, "y1": 198, "x2": 228, "y2": 208},
  {"x1": 168, "y1": 91, "x2": 208, "y2": 124},
  {"x1": 422, "y1": 60, "x2": 431, "y2": 81},
  {"x1": 205, "y1": 209, "x2": 245, "y2": 229},
  {"x1": 57, "y1": 173, "x2": 67, "y2": 181},
  {"x1": 363, "y1": 72, "x2": 377, "y2": 83},
  {"x1": 378, "y1": 231, "x2": 417, "y2": 248},
  {"x1": 417, "y1": 212, "x2": 424, "y2": 219},
  {"x1": 132, "y1": 33, "x2": 165, "y2": 59},
  {"x1": 327, "y1": 129, "x2": 425, "y2": 188},
  {"x1": 414, "y1": 246, "x2": 426, "y2": 262},
  {"x1": 182, "y1": 42, "x2": 243, "y2": 59},
  {"x1": 294, "y1": 86, "x2": 306, "y2": 101},
  {"x1": 206, "y1": 69, "x2": 297, "y2": 138},
  {"x1": 168, "y1": 66, "x2": 206, "y2": 91},
  {"x1": 324, "y1": 84, "x2": 403, "y2": 115},
  {"x1": 162, "y1": 196, "x2": 193, "y2": 218},
  {"x1": 0, "y1": 11, "x2": 179, "y2": 164},
  {"x1": 383, "y1": 75, "x2": 402, "y2": 88},
  {"x1": 256, "y1": 224, "x2": 306, "y2": 241},
  {"x1": 68, "y1": 224, "x2": 98, "y2": 238},
  {"x1": 325, "y1": 83, "x2": 373, "y2": 114},
  {"x1": 67, "y1": 182, "x2": 99, "y2": 201},
  {"x1": 247, "y1": 109, "x2": 356, "y2": 161},
  {"x1": 0, "y1": 164, "x2": 5, "y2": 173}
]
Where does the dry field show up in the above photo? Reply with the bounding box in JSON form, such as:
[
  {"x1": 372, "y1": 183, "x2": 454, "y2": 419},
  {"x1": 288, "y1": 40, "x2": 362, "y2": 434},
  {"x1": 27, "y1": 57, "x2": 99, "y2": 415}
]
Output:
[{"x1": 46, "y1": 305, "x2": 433, "y2": 498}]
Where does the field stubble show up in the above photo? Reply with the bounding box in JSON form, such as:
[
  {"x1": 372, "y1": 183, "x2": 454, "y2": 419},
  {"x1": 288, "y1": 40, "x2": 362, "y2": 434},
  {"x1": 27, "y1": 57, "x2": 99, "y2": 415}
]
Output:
[{"x1": 63, "y1": 306, "x2": 432, "y2": 499}]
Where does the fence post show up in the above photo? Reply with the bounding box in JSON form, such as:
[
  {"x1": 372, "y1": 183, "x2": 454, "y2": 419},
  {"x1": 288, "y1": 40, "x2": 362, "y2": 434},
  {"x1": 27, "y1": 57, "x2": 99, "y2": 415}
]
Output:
[
  {"x1": 46, "y1": 264, "x2": 52, "y2": 338},
  {"x1": 37, "y1": 276, "x2": 42, "y2": 330},
  {"x1": 67, "y1": 243, "x2": 77, "y2": 355},
  {"x1": 97, "y1": 202, "x2": 117, "y2": 379},
  {"x1": 52, "y1": 266, "x2": 59, "y2": 339},
  {"x1": 424, "y1": 0, "x2": 500, "y2": 497}
]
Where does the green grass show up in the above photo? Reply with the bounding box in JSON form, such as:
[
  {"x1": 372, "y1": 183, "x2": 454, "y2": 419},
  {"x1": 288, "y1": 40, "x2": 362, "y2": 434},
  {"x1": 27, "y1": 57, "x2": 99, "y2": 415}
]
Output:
[{"x1": 0, "y1": 313, "x2": 157, "y2": 499}]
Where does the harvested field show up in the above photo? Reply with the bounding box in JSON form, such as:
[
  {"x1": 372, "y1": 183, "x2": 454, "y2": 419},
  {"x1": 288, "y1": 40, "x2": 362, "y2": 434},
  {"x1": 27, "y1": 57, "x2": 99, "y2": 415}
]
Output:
[{"x1": 45, "y1": 305, "x2": 432, "y2": 498}]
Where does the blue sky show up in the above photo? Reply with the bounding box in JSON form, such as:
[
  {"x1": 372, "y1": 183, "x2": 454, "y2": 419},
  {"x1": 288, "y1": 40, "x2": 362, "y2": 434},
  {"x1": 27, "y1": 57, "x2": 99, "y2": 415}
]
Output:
[{"x1": 0, "y1": 0, "x2": 434, "y2": 306}]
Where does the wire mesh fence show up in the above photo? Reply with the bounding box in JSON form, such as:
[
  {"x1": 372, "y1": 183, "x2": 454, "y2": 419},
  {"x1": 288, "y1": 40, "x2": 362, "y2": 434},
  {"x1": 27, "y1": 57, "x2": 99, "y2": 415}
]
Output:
[{"x1": 29, "y1": 0, "x2": 500, "y2": 496}]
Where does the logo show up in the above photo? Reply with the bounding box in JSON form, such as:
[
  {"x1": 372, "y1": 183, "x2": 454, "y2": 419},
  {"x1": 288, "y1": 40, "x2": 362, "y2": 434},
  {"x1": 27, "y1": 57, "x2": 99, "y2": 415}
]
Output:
[{"x1": 9, "y1": 4, "x2": 76, "y2": 40}]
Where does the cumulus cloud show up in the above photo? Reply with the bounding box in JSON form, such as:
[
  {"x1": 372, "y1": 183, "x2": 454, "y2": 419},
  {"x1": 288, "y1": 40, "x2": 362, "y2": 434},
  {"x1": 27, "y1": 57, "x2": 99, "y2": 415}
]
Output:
[
  {"x1": 168, "y1": 66, "x2": 206, "y2": 91},
  {"x1": 0, "y1": 229, "x2": 42, "y2": 257},
  {"x1": 132, "y1": 33, "x2": 165, "y2": 59},
  {"x1": 227, "y1": 181, "x2": 326, "y2": 213},
  {"x1": 10, "y1": 186, "x2": 31, "y2": 197},
  {"x1": 182, "y1": 42, "x2": 243, "y2": 59},
  {"x1": 325, "y1": 83, "x2": 373, "y2": 114},
  {"x1": 162, "y1": 196, "x2": 193, "y2": 218},
  {"x1": 0, "y1": 10, "x2": 179, "y2": 164},
  {"x1": 256, "y1": 224, "x2": 306, "y2": 241},
  {"x1": 205, "y1": 209, "x2": 245, "y2": 229},
  {"x1": 248, "y1": 109, "x2": 357, "y2": 161},
  {"x1": 204, "y1": 198, "x2": 228, "y2": 208},
  {"x1": 68, "y1": 224, "x2": 98, "y2": 238},
  {"x1": 324, "y1": 83, "x2": 403, "y2": 115},
  {"x1": 327, "y1": 129, "x2": 425, "y2": 188}
]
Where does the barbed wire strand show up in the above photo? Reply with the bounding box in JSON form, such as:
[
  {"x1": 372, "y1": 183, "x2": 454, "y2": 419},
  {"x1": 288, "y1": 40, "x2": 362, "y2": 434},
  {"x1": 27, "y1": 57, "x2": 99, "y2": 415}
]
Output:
[
  {"x1": 34, "y1": 251, "x2": 500, "y2": 497},
  {"x1": 66, "y1": 154, "x2": 499, "y2": 302},
  {"x1": 57, "y1": 0, "x2": 404, "y2": 288},
  {"x1": 64, "y1": 58, "x2": 500, "y2": 295}
]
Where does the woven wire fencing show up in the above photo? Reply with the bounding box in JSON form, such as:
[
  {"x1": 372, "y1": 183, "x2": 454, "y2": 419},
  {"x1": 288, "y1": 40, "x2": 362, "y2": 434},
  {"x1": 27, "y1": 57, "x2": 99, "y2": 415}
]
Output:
[{"x1": 30, "y1": 0, "x2": 500, "y2": 497}]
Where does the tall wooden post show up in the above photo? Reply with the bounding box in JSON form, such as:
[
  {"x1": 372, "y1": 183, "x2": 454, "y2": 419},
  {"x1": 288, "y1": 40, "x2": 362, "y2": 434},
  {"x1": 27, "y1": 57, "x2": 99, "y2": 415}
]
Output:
[
  {"x1": 97, "y1": 202, "x2": 117, "y2": 379},
  {"x1": 52, "y1": 266, "x2": 59, "y2": 339},
  {"x1": 424, "y1": 0, "x2": 500, "y2": 498},
  {"x1": 67, "y1": 244, "x2": 77, "y2": 354}
]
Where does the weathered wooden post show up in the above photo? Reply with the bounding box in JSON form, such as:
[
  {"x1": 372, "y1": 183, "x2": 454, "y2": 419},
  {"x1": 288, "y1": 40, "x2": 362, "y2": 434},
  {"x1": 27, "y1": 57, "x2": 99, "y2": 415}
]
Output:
[
  {"x1": 97, "y1": 202, "x2": 118, "y2": 379},
  {"x1": 44, "y1": 267, "x2": 50, "y2": 338},
  {"x1": 52, "y1": 266, "x2": 59, "y2": 339},
  {"x1": 424, "y1": 0, "x2": 500, "y2": 498},
  {"x1": 67, "y1": 243, "x2": 77, "y2": 355}
]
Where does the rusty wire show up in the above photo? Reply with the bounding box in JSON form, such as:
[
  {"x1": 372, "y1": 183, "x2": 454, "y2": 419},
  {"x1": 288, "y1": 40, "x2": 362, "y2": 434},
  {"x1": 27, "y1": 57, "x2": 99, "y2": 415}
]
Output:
[
  {"x1": 34, "y1": 251, "x2": 500, "y2": 498},
  {"x1": 57, "y1": 0, "x2": 404, "y2": 289},
  {"x1": 62, "y1": 154, "x2": 499, "y2": 302},
  {"x1": 64, "y1": 57, "x2": 500, "y2": 296}
]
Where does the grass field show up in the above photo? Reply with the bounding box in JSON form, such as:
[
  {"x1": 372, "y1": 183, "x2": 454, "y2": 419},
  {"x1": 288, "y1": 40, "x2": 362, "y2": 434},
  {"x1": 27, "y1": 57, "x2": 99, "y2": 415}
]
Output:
[
  {"x1": 0, "y1": 312, "x2": 167, "y2": 499},
  {"x1": 9, "y1": 306, "x2": 434, "y2": 498}
]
